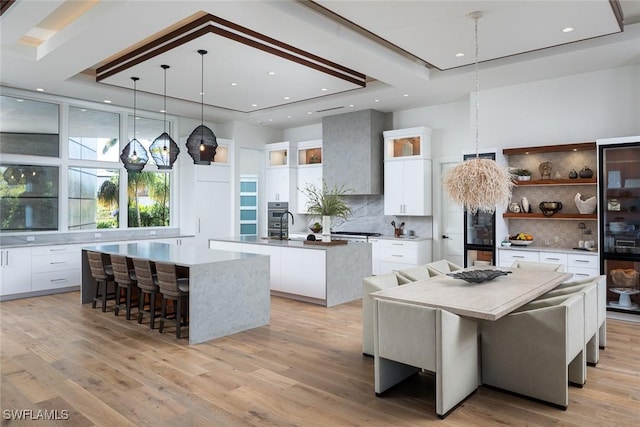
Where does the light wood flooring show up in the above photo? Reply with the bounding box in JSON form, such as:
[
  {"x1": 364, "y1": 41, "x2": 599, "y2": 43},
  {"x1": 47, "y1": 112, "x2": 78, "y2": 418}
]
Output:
[{"x1": 1, "y1": 291, "x2": 639, "y2": 426}]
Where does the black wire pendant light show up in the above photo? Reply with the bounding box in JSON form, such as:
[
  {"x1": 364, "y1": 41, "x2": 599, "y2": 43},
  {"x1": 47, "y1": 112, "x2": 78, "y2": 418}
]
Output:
[
  {"x1": 150, "y1": 64, "x2": 180, "y2": 169},
  {"x1": 120, "y1": 77, "x2": 149, "y2": 172},
  {"x1": 186, "y1": 49, "x2": 217, "y2": 165}
]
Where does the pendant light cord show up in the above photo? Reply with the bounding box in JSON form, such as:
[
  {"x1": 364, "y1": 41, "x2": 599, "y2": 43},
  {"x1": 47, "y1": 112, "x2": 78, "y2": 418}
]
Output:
[
  {"x1": 472, "y1": 12, "x2": 481, "y2": 159},
  {"x1": 200, "y1": 50, "x2": 205, "y2": 143},
  {"x1": 162, "y1": 66, "x2": 168, "y2": 134}
]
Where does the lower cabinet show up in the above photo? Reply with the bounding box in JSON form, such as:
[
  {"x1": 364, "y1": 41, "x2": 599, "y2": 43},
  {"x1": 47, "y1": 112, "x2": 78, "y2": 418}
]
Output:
[
  {"x1": 498, "y1": 248, "x2": 599, "y2": 278},
  {"x1": 31, "y1": 244, "x2": 83, "y2": 292},
  {"x1": 0, "y1": 247, "x2": 32, "y2": 297},
  {"x1": 370, "y1": 238, "x2": 432, "y2": 275},
  {"x1": 208, "y1": 241, "x2": 327, "y2": 301}
]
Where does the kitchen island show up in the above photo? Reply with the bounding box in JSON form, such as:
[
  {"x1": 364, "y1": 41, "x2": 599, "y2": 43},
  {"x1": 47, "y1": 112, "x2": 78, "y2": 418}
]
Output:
[
  {"x1": 81, "y1": 242, "x2": 270, "y2": 345},
  {"x1": 209, "y1": 237, "x2": 371, "y2": 307}
]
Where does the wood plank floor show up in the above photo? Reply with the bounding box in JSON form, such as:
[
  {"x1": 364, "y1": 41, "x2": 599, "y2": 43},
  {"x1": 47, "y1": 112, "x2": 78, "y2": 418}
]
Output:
[{"x1": 1, "y1": 291, "x2": 639, "y2": 426}]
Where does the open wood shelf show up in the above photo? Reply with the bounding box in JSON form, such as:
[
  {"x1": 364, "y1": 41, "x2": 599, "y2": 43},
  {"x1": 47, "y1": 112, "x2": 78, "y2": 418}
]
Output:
[
  {"x1": 503, "y1": 142, "x2": 595, "y2": 155},
  {"x1": 514, "y1": 178, "x2": 596, "y2": 186},
  {"x1": 503, "y1": 213, "x2": 598, "y2": 220}
]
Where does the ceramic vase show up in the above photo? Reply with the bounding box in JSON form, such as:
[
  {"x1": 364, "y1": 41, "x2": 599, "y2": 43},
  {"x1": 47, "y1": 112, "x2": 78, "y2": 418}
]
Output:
[
  {"x1": 521, "y1": 197, "x2": 530, "y2": 213},
  {"x1": 322, "y1": 216, "x2": 331, "y2": 242}
]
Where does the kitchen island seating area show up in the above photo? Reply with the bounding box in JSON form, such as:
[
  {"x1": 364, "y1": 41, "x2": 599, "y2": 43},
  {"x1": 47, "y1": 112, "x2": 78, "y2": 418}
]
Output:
[
  {"x1": 87, "y1": 251, "x2": 116, "y2": 312},
  {"x1": 364, "y1": 261, "x2": 605, "y2": 417},
  {"x1": 81, "y1": 243, "x2": 270, "y2": 345}
]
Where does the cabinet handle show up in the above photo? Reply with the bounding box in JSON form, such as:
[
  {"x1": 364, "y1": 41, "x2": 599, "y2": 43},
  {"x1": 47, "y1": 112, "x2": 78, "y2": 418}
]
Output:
[
  {"x1": 512, "y1": 255, "x2": 525, "y2": 259},
  {"x1": 575, "y1": 259, "x2": 590, "y2": 263},
  {"x1": 50, "y1": 261, "x2": 67, "y2": 265},
  {"x1": 391, "y1": 243, "x2": 404, "y2": 246},
  {"x1": 545, "y1": 257, "x2": 560, "y2": 261},
  {"x1": 50, "y1": 278, "x2": 68, "y2": 283},
  {"x1": 574, "y1": 273, "x2": 589, "y2": 277},
  {"x1": 392, "y1": 254, "x2": 404, "y2": 258},
  {"x1": 49, "y1": 248, "x2": 65, "y2": 252}
]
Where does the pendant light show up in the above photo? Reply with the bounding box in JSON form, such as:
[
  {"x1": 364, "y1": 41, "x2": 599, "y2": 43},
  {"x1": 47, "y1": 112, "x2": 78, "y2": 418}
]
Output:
[
  {"x1": 186, "y1": 49, "x2": 218, "y2": 165},
  {"x1": 120, "y1": 77, "x2": 149, "y2": 172},
  {"x1": 150, "y1": 64, "x2": 180, "y2": 169},
  {"x1": 443, "y1": 11, "x2": 513, "y2": 214}
]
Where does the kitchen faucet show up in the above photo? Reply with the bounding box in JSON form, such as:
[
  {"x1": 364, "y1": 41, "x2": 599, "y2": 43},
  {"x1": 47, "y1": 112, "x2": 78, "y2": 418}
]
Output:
[{"x1": 279, "y1": 210, "x2": 294, "y2": 240}]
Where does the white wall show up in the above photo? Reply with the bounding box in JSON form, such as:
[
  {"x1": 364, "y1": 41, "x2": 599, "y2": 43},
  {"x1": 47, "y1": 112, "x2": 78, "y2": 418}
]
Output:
[{"x1": 283, "y1": 123, "x2": 322, "y2": 142}]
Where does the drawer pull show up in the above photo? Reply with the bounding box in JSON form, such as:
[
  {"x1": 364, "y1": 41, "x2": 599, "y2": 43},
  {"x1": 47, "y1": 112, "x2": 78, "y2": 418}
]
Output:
[
  {"x1": 50, "y1": 278, "x2": 68, "y2": 283},
  {"x1": 575, "y1": 259, "x2": 590, "y2": 263},
  {"x1": 392, "y1": 254, "x2": 404, "y2": 257},
  {"x1": 391, "y1": 243, "x2": 404, "y2": 246},
  {"x1": 49, "y1": 248, "x2": 65, "y2": 252},
  {"x1": 512, "y1": 255, "x2": 525, "y2": 259},
  {"x1": 50, "y1": 261, "x2": 67, "y2": 265},
  {"x1": 574, "y1": 273, "x2": 589, "y2": 277},
  {"x1": 545, "y1": 257, "x2": 560, "y2": 261}
]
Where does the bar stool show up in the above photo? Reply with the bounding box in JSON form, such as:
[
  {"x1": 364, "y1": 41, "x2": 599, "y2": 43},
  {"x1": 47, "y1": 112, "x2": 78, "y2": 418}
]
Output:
[
  {"x1": 87, "y1": 251, "x2": 116, "y2": 312},
  {"x1": 110, "y1": 254, "x2": 138, "y2": 320},
  {"x1": 155, "y1": 262, "x2": 189, "y2": 339},
  {"x1": 132, "y1": 258, "x2": 160, "y2": 329}
]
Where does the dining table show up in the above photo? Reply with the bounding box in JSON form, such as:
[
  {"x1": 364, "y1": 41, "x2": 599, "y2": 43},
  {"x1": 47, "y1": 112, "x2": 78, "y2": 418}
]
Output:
[{"x1": 370, "y1": 266, "x2": 573, "y2": 418}]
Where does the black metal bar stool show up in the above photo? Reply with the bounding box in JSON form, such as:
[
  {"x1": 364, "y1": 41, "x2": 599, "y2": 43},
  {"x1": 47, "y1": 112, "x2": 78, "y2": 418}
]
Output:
[
  {"x1": 87, "y1": 251, "x2": 116, "y2": 312},
  {"x1": 110, "y1": 254, "x2": 138, "y2": 320},
  {"x1": 155, "y1": 261, "x2": 189, "y2": 339},
  {"x1": 132, "y1": 258, "x2": 160, "y2": 329}
]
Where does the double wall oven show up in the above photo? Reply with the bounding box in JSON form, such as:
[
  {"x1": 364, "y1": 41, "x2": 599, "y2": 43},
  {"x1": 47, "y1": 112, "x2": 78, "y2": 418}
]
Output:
[{"x1": 267, "y1": 202, "x2": 289, "y2": 239}]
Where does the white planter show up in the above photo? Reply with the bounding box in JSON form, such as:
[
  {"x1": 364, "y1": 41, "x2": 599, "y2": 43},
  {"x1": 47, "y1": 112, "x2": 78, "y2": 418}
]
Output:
[
  {"x1": 517, "y1": 175, "x2": 531, "y2": 181},
  {"x1": 322, "y1": 215, "x2": 331, "y2": 242}
]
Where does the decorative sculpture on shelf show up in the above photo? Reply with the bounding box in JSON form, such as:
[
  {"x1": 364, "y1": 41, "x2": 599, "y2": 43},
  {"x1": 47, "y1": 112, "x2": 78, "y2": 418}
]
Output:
[{"x1": 539, "y1": 161, "x2": 553, "y2": 180}]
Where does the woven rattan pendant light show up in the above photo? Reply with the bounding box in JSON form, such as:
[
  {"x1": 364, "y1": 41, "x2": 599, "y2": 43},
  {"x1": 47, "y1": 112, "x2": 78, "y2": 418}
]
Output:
[
  {"x1": 186, "y1": 49, "x2": 217, "y2": 165},
  {"x1": 150, "y1": 65, "x2": 180, "y2": 169},
  {"x1": 444, "y1": 12, "x2": 513, "y2": 214},
  {"x1": 120, "y1": 77, "x2": 149, "y2": 172}
]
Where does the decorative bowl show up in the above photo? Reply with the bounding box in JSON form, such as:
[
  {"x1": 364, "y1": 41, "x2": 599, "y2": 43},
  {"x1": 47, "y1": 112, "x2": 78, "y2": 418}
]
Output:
[
  {"x1": 509, "y1": 240, "x2": 533, "y2": 246},
  {"x1": 447, "y1": 269, "x2": 512, "y2": 283}
]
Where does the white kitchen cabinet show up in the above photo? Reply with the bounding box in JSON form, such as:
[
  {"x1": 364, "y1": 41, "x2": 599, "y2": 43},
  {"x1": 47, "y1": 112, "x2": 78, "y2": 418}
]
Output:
[
  {"x1": 280, "y1": 246, "x2": 326, "y2": 299},
  {"x1": 208, "y1": 240, "x2": 244, "y2": 252},
  {"x1": 0, "y1": 247, "x2": 32, "y2": 297},
  {"x1": 567, "y1": 253, "x2": 599, "y2": 278},
  {"x1": 266, "y1": 141, "x2": 296, "y2": 204},
  {"x1": 238, "y1": 243, "x2": 282, "y2": 290},
  {"x1": 371, "y1": 238, "x2": 432, "y2": 275},
  {"x1": 384, "y1": 158, "x2": 432, "y2": 216},
  {"x1": 498, "y1": 249, "x2": 539, "y2": 267},
  {"x1": 296, "y1": 164, "x2": 322, "y2": 214},
  {"x1": 266, "y1": 167, "x2": 292, "y2": 202},
  {"x1": 154, "y1": 237, "x2": 195, "y2": 246},
  {"x1": 31, "y1": 244, "x2": 83, "y2": 292},
  {"x1": 539, "y1": 251, "x2": 568, "y2": 266}
]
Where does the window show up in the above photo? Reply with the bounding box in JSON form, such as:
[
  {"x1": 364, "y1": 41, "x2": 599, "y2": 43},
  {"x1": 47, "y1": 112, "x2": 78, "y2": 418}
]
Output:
[
  {"x1": 68, "y1": 107, "x2": 120, "y2": 161},
  {"x1": 0, "y1": 164, "x2": 59, "y2": 231},
  {"x1": 126, "y1": 115, "x2": 172, "y2": 228},
  {"x1": 0, "y1": 95, "x2": 59, "y2": 157},
  {"x1": 68, "y1": 167, "x2": 119, "y2": 230},
  {"x1": 127, "y1": 171, "x2": 170, "y2": 227}
]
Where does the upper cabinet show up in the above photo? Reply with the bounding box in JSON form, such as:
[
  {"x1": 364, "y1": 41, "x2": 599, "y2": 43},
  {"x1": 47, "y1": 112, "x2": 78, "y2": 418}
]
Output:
[
  {"x1": 503, "y1": 142, "x2": 598, "y2": 220},
  {"x1": 266, "y1": 141, "x2": 296, "y2": 203},
  {"x1": 383, "y1": 127, "x2": 432, "y2": 216},
  {"x1": 296, "y1": 140, "x2": 322, "y2": 214},
  {"x1": 384, "y1": 126, "x2": 432, "y2": 160}
]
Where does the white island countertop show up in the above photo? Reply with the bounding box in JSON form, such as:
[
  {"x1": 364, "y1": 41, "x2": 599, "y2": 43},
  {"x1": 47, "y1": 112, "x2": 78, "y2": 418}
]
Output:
[{"x1": 211, "y1": 236, "x2": 368, "y2": 249}]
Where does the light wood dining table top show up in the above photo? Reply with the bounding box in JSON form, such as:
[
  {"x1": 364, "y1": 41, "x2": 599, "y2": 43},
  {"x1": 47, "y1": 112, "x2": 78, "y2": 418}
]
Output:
[{"x1": 371, "y1": 267, "x2": 573, "y2": 321}]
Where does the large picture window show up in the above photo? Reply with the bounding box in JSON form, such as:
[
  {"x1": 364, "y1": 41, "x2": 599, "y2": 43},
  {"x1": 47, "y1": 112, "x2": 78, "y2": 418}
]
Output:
[
  {"x1": 0, "y1": 96, "x2": 59, "y2": 157},
  {"x1": 69, "y1": 107, "x2": 120, "y2": 161},
  {"x1": 0, "y1": 164, "x2": 59, "y2": 231},
  {"x1": 68, "y1": 167, "x2": 119, "y2": 230},
  {"x1": 127, "y1": 172, "x2": 170, "y2": 227}
]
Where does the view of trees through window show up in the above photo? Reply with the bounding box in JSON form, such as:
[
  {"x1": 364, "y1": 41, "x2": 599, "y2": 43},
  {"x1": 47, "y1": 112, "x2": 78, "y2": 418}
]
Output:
[{"x1": 126, "y1": 172, "x2": 170, "y2": 227}]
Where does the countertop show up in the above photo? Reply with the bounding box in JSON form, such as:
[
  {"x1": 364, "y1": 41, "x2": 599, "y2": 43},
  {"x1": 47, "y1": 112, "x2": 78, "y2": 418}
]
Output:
[
  {"x1": 211, "y1": 236, "x2": 370, "y2": 250},
  {"x1": 497, "y1": 245, "x2": 598, "y2": 255},
  {"x1": 288, "y1": 232, "x2": 432, "y2": 242}
]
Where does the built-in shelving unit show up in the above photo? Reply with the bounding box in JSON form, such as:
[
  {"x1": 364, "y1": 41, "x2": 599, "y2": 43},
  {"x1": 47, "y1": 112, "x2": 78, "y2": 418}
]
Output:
[
  {"x1": 503, "y1": 213, "x2": 597, "y2": 220},
  {"x1": 514, "y1": 178, "x2": 596, "y2": 186}
]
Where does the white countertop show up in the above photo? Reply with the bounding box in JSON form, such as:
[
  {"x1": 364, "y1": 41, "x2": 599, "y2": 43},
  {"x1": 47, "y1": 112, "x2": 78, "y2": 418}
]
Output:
[
  {"x1": 83, "y1": 242, "x2": 263, "y2": 266},
  {"x1": 497, "y1": 245, "x2": 598, "y2": 255}
]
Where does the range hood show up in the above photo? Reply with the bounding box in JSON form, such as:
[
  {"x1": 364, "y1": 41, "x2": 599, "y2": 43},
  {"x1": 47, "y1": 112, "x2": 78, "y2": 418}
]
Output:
[{"x1": 322, "y1": 109, "x2": 391, "y2": 195}]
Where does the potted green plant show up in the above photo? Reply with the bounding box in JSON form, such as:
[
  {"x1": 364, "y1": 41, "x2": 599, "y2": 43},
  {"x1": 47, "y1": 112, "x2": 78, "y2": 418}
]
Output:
[
  {"x1": 310, "y1": 222, "x2": 322, "y2": 233},
  {"x1": 301, "y1": 181, "x2": 352, "y2": 241},
  {"x1": 513, "y1": 169, "x2": 532, "y2": 181}
]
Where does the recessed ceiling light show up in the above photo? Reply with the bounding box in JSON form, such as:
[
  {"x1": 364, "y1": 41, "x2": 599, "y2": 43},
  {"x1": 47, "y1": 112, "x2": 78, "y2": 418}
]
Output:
[
  {"x1": 251, "y1": 103, "x2": 258, "y2": 107},
  {"x1": 455, "y1": 52, "x2": 465, "y2": 57},
  {"x1": 374, "y1": 99, "x2": 380, "y2": 102},
  {"x1": 80, "y1": 108, "x2": 87, "y2": 111},
  {"x1": 403, "y1": 94, "x2": 409, "y2": 97},
  {"x1": 307, "y1": 111, "x2": 313, "y2": 115},
  {"x1": 230, "y1": 82, "x2": 237, "y2": 86},
  {"x1": 321, "y1": 88, "x2": 328, "y2": 92},
  {"x1": 16, "y1": 99, "x2": 24, "y2": 102},
  {"x1": 268, "y1": 119, "x2": 273, "y2": 122},
  {"x1": 562, "y1": 27, "x2": 574, "y2": 33},
  {"x1": 348, "y1": 104, "x2": 354, "y2": 108},
  {"x1": 36, "y1": 88, "x2": 45, "y2": 92},
  {"x1": 199, "y1": 91, "x2": 205, "y2": 95},
  {"x1": 287, "y1": 115, "x2": 292, "y2": 119},
  {"x1": 160, "y1": 109, "x2": 166, "y2": 113},
  {"x1": 284, "y1": 96, "x2": 290, "y2": 100},
  {"x1": 268, "y1": 71, "x2": 276, "y2": 75},
  {"x1": 103, "y1": 100, "x2": 112, "y2": 103}
]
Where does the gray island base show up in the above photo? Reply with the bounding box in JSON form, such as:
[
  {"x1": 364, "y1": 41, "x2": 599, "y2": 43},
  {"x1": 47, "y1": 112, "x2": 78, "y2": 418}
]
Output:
[
  {"x1": 209, "y1": 237, "x2": 372, "y2": 307},
  {"x1": 81, "y1": 242, "x2": 270, "y2": 345}
]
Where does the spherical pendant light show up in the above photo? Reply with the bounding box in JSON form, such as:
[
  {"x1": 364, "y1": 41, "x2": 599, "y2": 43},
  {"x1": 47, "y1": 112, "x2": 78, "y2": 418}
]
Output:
[
  {"x1": 186, "y1": 49, "x2": 218, "y2": 165},
  {"x1": 150, "y1": 65, "x2": 180, "y2": 169},
  {"x1": 120, "y1": 77, "x2": 149, "y2": 172}
]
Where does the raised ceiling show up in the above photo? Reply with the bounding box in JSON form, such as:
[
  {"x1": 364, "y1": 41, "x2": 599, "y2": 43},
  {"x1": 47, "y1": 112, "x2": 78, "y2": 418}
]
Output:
[{"x1": 1, "y1": 0, "x2": 639, "y2": 129}]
